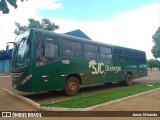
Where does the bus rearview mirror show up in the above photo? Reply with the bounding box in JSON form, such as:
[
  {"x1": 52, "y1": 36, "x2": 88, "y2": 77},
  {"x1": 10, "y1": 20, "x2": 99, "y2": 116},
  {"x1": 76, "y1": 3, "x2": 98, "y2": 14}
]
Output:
[
  {"x1": 6, "y1": 42, "x2": 16, "y2": 53},
  {"x1": 6, "y1": 45, "x2": 9, "y2": 53}
]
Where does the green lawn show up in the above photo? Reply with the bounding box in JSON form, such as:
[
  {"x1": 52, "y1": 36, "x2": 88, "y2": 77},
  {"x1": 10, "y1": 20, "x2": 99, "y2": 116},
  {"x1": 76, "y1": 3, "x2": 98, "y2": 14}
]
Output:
[{"x1": 41, "y1": 82, "x2": 160, "y2": 108}]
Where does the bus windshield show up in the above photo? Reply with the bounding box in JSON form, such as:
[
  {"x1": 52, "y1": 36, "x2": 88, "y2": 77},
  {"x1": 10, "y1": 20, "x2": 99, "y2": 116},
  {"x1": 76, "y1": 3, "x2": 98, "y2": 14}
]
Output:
[{"x1": 12, "y1": 31, "x2": 30, "y2": 68}]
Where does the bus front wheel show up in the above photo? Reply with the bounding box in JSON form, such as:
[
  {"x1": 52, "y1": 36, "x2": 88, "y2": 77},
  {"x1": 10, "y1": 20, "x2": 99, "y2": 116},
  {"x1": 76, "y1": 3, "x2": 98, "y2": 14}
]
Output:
[{"x1": 64, "y1": 77, "x2": 80, "y2": 96}]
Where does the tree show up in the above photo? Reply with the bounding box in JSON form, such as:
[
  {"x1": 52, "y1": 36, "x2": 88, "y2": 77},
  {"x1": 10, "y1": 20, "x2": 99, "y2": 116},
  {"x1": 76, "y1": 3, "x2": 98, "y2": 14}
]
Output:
[
  {"x1": 14, "y1": 18, "x2": 59, "y2": 35},
  {"x1": 155, "y1": 59, "x2": 160, "y2": 68},
  {"x1": 0, "y1": 0, "x2": 27, "y2": 14},
  {"x1": 14, "y1": 22, "x2": 27, "y2": 35},
  {"x1": 147, "y1": 59, "x2": 155, "y2": 69},
  {"x1": 147, "y1": 59, "x2": 160, "y2": 70},
  {"x1": 151, "y1": 27, "x2": 160, "y2": 58}
]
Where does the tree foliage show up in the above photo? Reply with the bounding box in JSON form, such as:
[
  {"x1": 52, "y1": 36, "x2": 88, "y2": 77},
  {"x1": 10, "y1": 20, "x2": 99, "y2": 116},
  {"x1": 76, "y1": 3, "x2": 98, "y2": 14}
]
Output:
[
  {"x1": 151, "y1": 27, "x2": 160, "y2": 58},
  {"x1": 147, "y1": 59, "x2": 160, "y2": 69},
  {"x1": 0, "y1": 0, "x2": 27, "y2": 14},
  {"x1": 14, "y1": 18, "x2": 59, "y2": 35}
]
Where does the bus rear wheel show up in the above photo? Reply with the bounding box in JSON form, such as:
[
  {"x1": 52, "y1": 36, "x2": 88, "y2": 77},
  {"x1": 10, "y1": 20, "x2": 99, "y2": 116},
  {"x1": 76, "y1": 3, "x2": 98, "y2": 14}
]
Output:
[
  {"x1": 125, "y1": 74, "x2": 133, "y2": 86},
  {"x1": 121, "y1": 74, "x2": 133, "y2": 86},
  {"x1": 64, "y1": 77, "x2": 80, "y2": 96}
]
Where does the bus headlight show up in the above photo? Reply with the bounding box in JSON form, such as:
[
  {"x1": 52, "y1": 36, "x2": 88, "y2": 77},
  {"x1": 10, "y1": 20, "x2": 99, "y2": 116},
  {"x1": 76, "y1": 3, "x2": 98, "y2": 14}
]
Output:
[{"x1": 21, "y1": 74, "x2": 32, "y2": 84}]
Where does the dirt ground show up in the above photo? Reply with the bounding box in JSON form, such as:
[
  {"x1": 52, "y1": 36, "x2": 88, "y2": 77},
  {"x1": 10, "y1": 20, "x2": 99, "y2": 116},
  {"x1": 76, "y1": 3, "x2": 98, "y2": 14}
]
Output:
[
  {"x1": 0, "y1": 71, "x2": 160, "y2": 120},
  {"x1": 0, "y1": 90, "x2": 38, "y2": 111}
]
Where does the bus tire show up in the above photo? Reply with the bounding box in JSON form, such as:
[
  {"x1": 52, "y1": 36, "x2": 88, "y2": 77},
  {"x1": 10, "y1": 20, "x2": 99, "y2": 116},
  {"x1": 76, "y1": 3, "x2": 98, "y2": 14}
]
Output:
[
  {"x1": 124, "y1": 74, "x2": 133, "y2": 86},
  {"x1": 121, "y1": 74, "x2": 133, "y2": 86},
  {"x1": 64, "y1": 77, "x2": 80, "y2": 96}
]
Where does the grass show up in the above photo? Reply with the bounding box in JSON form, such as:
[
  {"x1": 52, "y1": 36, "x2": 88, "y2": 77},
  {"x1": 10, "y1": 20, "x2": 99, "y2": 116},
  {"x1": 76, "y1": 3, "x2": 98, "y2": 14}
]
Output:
[{"x1": 41, "y1": 82, "x2": 160, "y2": 108}]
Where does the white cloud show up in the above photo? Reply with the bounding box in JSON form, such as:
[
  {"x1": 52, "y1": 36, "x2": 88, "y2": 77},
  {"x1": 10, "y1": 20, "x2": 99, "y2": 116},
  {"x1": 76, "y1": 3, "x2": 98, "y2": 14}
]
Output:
[{"x1": 55, "y1": 3, "x2": 160, "y2": 59}]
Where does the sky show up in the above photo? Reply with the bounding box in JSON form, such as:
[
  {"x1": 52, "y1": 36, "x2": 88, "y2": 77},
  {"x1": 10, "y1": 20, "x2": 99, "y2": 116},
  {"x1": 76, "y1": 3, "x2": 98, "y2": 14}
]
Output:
[{"x1": 0, "y1": 0, "x2": 160, "y2": 59}]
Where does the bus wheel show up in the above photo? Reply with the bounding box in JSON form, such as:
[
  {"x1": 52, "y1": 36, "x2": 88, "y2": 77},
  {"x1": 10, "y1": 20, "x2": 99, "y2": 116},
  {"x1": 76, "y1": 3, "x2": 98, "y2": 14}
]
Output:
[
  {"x1": 125, "y1": 74, "x2": 133, "y2": 86},
  {"x1": 64, "y1": 77, "x2": 80, "y2": 96}
]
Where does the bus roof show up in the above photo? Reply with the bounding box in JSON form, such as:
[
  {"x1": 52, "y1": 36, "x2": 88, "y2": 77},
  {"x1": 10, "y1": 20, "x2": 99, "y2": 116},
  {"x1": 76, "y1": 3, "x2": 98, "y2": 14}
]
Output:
[{"x1": 30, "y1": 28, "x2": 145, "y2": 53}]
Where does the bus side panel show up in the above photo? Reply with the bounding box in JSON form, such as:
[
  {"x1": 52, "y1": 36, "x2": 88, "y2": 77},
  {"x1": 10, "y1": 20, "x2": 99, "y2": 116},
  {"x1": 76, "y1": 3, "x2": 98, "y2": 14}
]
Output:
[
  {"x1": 31, "y1": 61, "x2": 64, "y2": 92},
  {"x1": 110, "y1": 61, "x2": 126, "y2": 82},
  {"x1": 61, "y1": 59, "x2": 100, "y2": 86},
  {"x1": 138, "y1": 63, "x2": 147, "y2": 78}
]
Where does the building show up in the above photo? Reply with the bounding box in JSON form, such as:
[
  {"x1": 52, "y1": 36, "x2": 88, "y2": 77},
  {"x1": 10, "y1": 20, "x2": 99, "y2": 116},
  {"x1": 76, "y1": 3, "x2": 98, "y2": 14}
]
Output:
[
  {"x1": 0, "y1": 49, "x2": 12, "y2": 73},
  {"x1": 65, "y1": 29, "x2": 92, "y2": 40}
]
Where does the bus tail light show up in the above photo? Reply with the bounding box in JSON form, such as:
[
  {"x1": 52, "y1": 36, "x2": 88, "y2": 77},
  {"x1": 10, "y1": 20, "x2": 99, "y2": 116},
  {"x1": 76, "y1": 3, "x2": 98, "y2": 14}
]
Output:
[{"x1": 21, "y1": 74, "x2": 32, "y2": 84}]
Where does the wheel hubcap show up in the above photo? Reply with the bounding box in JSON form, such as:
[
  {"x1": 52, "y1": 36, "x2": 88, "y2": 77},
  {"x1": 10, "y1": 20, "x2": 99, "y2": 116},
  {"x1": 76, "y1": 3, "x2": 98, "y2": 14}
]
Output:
[{"x1": 68, "y1": 82, "x2": 76, "y2": 92}]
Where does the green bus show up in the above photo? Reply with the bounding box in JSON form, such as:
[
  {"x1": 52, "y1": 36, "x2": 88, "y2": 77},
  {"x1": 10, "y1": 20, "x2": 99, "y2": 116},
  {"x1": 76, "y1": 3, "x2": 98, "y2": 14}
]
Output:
[{"x1": 7, "y1": 28, "x2": 147, "y2": 96}]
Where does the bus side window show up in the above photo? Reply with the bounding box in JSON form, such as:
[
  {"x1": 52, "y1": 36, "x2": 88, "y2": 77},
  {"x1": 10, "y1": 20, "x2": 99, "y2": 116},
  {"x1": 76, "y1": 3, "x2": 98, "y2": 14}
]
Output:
[
  {"x1": 63, "y1": 40, "x2": 83, "y2": 59},
  {"x1": 83, "y1": 43, "x2": 99, "y2": 59},
  {"x1": 124, "y1": 56, "x2": 132, "y2": 61},
  {"x1": 100, "y1": 46, "x2": 112, "y2": 61},
  {"x1": 113, "y1": 48, "x2": 122, "y2": 55},
  {"x1": 113, "y1": 55, "x2": 123, "y2": 61},
  {"x1": 44, "y1": 42, "x2": 59, "y2": 58},
  {"x1": 36, "y1": 35, "x2": 59, "y2": 66}
]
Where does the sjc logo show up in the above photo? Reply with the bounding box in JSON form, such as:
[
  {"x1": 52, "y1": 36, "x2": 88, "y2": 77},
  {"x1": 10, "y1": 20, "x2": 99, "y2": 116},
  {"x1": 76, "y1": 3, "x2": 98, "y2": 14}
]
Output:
[{"x1": 88, "y1": 60, "x2": 104, "y2": 74}]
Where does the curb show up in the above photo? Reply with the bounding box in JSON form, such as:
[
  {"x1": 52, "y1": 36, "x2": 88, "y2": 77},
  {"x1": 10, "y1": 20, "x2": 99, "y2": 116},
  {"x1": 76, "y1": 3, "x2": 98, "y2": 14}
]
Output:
[{"x1": 1, "y1": 87, "x2": 160, "y2": 111}]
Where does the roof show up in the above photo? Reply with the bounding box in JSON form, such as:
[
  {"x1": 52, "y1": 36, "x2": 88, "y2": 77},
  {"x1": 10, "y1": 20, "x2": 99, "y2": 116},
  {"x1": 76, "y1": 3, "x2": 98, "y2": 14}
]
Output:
[
  {"x1": 0, "y1": 49, "x2": 12, "y2": 60},
  {"x1": 64, "y1": 29, "x2": 92, "y2": 40}
]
